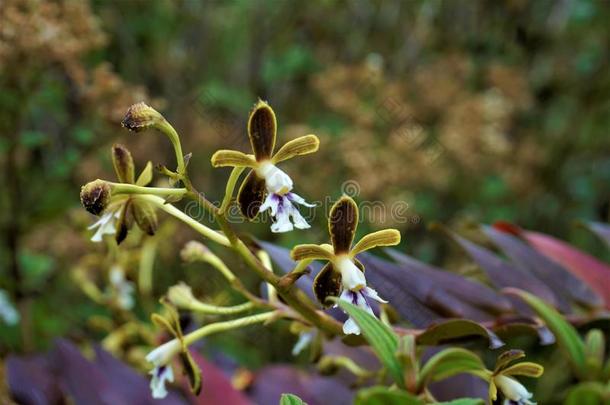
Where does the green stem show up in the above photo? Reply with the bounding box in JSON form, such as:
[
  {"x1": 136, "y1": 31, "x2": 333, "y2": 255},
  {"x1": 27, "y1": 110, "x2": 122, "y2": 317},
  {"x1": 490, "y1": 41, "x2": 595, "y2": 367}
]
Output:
[
  {"x1": 158, "y1": 120, "x2": 186, "y2": 176},
  {"x1": 110, "y1": 182, "x2": 188, "y2": 198},
  {"x1": 189, "y1": 301, "x2": 255, "y2": 315},
  {"x1": 138, "y1": 195, "x2": 230, "y2": 247},
  {"x1": 183, "y1": 311, "x2": 276, "y2": 346},
  {"x1": 220, "y1": 166, "x2": 246, "y2": 214}
]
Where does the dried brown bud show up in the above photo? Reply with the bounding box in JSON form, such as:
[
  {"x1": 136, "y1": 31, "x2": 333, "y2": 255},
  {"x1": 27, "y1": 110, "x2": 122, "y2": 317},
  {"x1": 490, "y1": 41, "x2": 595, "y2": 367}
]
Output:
[
  {"x1": 80, "y1": 179, "x2": 111, "y2": 215},
  {"x1": 121, "y1": 102, "x2": 164, "y2": 132}
]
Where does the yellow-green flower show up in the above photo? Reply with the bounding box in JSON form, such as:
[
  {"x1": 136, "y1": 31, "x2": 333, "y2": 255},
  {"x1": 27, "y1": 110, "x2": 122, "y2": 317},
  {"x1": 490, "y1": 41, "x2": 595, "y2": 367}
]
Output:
[
  {"x1": 81, "y1": 144, "x2": 157, "y2": 244},
  {"x1": 211, "y1": 100, "x2": 319, "y2": 233},
  {"x1": 290, "y1": 196, "x2": 401, "y2": 334},
  {"x1": 489, "y1": 350, "x2": 544, "y2": 405}
]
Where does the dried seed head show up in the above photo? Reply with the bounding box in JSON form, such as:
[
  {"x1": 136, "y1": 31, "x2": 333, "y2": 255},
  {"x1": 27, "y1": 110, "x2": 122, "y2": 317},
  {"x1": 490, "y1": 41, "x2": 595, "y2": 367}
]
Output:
[
  {"x1": 121, "y1": 102, "x2": 164, "y2": 132},
  {"x1": 80, "y1": 179, "x2": 111, "y2": 215}
]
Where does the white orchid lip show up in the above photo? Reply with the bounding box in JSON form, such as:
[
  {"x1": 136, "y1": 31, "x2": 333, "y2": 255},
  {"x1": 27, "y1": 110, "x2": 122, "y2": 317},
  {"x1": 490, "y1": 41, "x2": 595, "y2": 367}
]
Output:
[
  {"x1": 338, "y1": 286, "x2": 387, "y2": 335},
  {"x1": 145, "y1": 339, "x2": 181, "y2": 367},
  {"x1": 256, "y1": 161, "x2": 293, "y2": 195},
  {"x1": 495, "y1": 375, "x2": 535, "y2": 404},
  {"x1": 334, "y1": 256, "x2": 366, "y2": 291},
  {"x1": 88, "y1": 210, "x2": 120, "y2": 242}
]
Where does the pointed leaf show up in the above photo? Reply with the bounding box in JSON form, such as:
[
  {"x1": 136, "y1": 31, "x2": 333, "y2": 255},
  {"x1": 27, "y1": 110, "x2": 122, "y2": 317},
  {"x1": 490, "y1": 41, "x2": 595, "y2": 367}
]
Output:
[
  {"x1": 506, "y1": 289, "x2": 586, "y2": 377},
  {"x1": 416, "y1": 319, "x2": 504, "y2": 349},
  {"x1": 485, "y1": 225, "x2": 601, "y2": 309},
  {"x1": 280, "y1": 393, "x2": 307, "y2": 405},
  {"x1": 522, "y1": 230, "x2": 610, "y2": 309},
  {"x1": 418, "y1": 348, "x2": 487, "y2": 389},
  {"x1": 437, "y1": 228, "x2": 560, "y2": 310},
  {"x1": 582, "y1": 221, "x2": 610, "y2": 249},
  {"x1": 335, "y1": 299, "x2": 404, "y2": 387},
  {"x1": 354, "y1": 386, "x2": 423, "y2": 405}
]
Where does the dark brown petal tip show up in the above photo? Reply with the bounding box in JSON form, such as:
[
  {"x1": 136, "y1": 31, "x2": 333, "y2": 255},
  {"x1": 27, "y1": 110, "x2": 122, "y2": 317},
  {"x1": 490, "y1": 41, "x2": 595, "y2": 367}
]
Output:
[
  {"x1": 313, "y1": 263, "x2": 342, "y2": 308},
  {"x1": 237, "y1": 170, "x2": 266, "y2": 220},
  {"x1": 115, "y1": 200, "x2": 134, "y2": 245},
  {"x1": 111, "y1": 144, "x2": 135, "y2": 184},
  {"x1": 247, "y1": 100, "x2": 276, "y2": 160},
  {"x1": 329, "y1": 196, "x2": 359, "y2": 253},
  {"x1": 80, "y1": 179, "x2": 111, "y2": 216}
]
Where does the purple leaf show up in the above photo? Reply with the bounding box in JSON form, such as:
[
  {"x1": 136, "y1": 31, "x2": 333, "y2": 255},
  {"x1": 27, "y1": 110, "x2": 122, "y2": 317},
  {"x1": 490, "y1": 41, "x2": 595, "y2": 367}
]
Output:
[
  {"x1": 247, "y1": 365, "x2": 352, "y2": 405},
  {"x1": 443, "y1": 228, "x2": 563, "y2": 311},
  {"x1": 583, "y1": 221, "x2": 610, "y2": 249},
  {"x1": 416, "y1": 318, "x2": 504, "y2": 349},
  {"x1": 6, "y1": 354, "x2": 62, "y2": 405},
  {"x1": 484, "y1": 225, "x2": 602, "y2": 310},
  {"x1": 384, "y1": 249, "x2": 512, "y2": 315}
]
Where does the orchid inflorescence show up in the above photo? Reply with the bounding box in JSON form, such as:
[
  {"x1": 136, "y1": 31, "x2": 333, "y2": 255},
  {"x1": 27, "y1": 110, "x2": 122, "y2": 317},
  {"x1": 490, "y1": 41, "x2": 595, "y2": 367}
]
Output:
[{"x1": 79, "y1": 100, "x2": 543, "y2": 402}]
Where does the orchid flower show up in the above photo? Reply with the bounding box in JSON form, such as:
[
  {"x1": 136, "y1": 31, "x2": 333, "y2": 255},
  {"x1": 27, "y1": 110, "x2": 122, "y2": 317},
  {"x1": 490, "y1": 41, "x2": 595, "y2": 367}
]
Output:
[
  {"x1": 82, "y1": 144, "x2": 157, "y2": 244},
  {"x1": 290, "y1": 196, "x2": 401, "y2": 334},
  {"x1": 146, "y1": 298, "x2": 202, "y2": 398},
  {"x1": 211, "y1": 100, "x2": 319, "y2": 233},
  {"x1": 489, "y1": 350, "x2": 544, "y2": 405}
]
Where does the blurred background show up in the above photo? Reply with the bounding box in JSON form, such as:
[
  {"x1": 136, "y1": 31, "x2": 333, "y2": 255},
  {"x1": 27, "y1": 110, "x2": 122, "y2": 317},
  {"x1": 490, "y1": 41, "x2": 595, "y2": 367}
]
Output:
[{"x1": 0, "y1": 0, "x2": 609, "y2": 399}]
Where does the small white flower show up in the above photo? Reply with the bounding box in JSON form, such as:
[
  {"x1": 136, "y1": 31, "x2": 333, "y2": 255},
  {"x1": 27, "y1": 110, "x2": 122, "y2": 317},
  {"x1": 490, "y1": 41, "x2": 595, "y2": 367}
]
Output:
[
  {"x1": 108, "y1": 266, "x2": 134, "y2": 310},
  {"x1": 0, "y1": 289, "x2": 19, "y2": 325},
  {"x1": 88, "y1": 210, "x2": 120, "y2": 242},
  {"x1": 149, "y1": 365, "x2": 174, "y2": 399},
  {"x1": 338, "y1": 286, "x2": 387, "y2": 335},
  {"x1": 146, "y1": 339, "x2": 181, "y2": 399},
  {"x1": 495, "y1": 375, "x2": 536, "y2": 405},
  {"x1": 256, "y1": 162, "x2": 314, "y2": 233}
]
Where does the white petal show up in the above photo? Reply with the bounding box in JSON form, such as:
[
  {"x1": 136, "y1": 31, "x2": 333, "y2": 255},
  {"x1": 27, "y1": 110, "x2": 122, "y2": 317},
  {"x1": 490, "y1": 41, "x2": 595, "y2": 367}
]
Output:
[
  {"x1": 495, "y1": 375, "x2": 534, "y2": 403},
  {"x1": 335, "y1": 257, "x2": 367, "y2": 290},
  {"x1": 288, "y1": 192, "x2": 316, "y2": 208},
  {"x1": 289, "y1": 205, "x2": 311, "y2": 229},
  {"x1": 259, "y1": 193, "x2": 276, "y2": 215},
  {"x1": 146, "y1": 339, "x2": 181, "y2": 367},
  {"x1": 257, "y1": 162, "x2": 293, "y2": 195},
  {"x1": 363, "y1": 286, "x2": 388, "y2": 304},
  {"x1": 271, "y1": 212, "x2": 294, "y2": 233},
  {"x1": 149, "y1": 365, "x2": 174, "y2": 399},
  {"x1": 343, "y1": 317, "x2": 361, "y2": 335}
]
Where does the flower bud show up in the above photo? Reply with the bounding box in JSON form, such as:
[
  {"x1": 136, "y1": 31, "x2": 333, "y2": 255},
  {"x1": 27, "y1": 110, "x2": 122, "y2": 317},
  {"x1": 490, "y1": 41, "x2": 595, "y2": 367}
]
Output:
[
  {"x1": 180, "y1": 241, "x2": 211, "y2": 263},
  {"x1": 80, "y1": 179, "x2": 111, "y2": 215},
  {"x1": 166, "y1": 282, "x2": 197, "y2": 309},
  {"x1": 111, "y1": 144, "x2": 135, "y2": 184},
  {"x1": 121, "y1": 102, "x2": 165, "y2": 132}
]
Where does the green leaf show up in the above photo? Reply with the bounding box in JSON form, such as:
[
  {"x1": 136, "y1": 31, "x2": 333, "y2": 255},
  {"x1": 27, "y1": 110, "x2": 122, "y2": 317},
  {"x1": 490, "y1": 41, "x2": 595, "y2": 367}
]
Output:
[
  {"x1": 335, "y1": 299, "x2": 404, "y2": 387},
  {"x1": 280, "y1": 393, "x2": 307, "y2": 405},
  {"x1": 416, "y1": 319, "x2": 504, "y2": 349},
  {"x1": 437, "y1": 399, "x2": 485, "y2": 405},
  {"x1": 565, "y1": 382, "x2": 606, "y2": 405},
  {"x1": 584, "y1": 329, "x2": 605, "y2": 375},
  {"x1": 354, "y1": 387, "x2": 423, "y2": 405},
  {"x1": 506, "y1": 289, "x2": 586, "y2": 376},
  {"x1": 418, "y1": 348, "x2": 488, "y2": 390}
]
